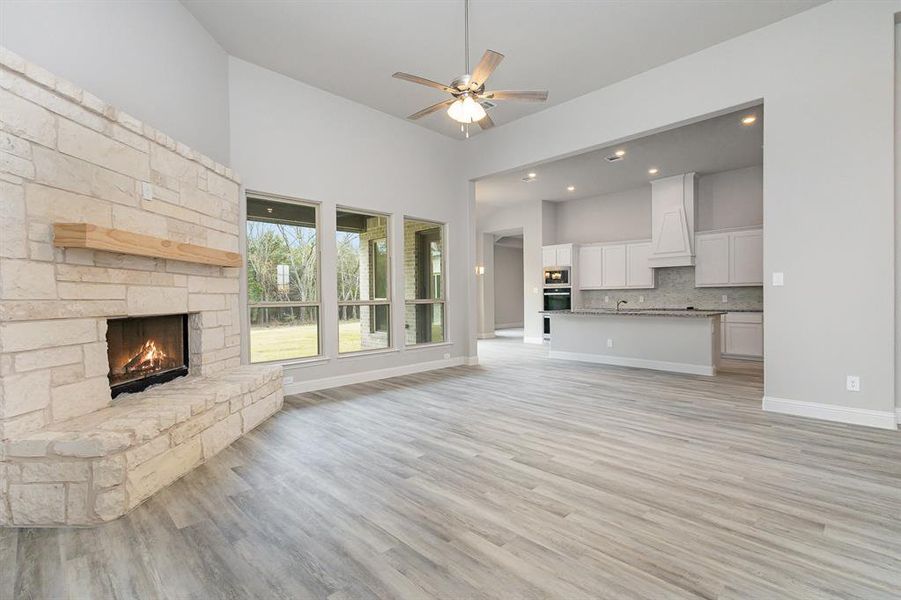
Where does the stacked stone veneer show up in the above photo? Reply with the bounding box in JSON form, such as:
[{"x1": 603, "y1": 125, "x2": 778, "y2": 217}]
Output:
[{"x1": 0, "y1": 48, "x2": 283, "y2": 526}]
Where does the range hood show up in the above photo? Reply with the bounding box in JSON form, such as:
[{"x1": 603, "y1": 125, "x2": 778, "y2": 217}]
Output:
[{"x1": 648, "y1": 172, "x2": 698, "y2": 268}]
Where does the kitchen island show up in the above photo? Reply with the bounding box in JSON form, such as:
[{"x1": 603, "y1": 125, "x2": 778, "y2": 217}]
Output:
[{"x1": 542, "y1": 309, "x2": 725, "y2": 375}]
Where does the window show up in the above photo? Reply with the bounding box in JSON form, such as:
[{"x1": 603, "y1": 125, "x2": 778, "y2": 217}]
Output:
[
  {"x1": 404, "y1": 218, "x2": 445, "y2": 345},
  {"x1": 246, "y1": 195, "x2": 319, "y2": 362},
  {"x1": 337, "y1": 209, "x2": 391, "y2": 353}
]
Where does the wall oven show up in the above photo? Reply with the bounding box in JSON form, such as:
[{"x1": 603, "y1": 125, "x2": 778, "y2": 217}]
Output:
[
  {"x1": 544, "y1": 268, "x2": 570, "y2": 286},
  {"x1": 543, "y1": 287, "x2": 571, "y2": 339}
]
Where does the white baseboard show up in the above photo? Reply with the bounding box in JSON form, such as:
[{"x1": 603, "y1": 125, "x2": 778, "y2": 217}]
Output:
[
  {"x1": 523, "y1": 336, "x2": 545, "y2": 345},
  {"x1": 284, "y1": 356, "x2": 468, "y2": 395},
  {"x1": 495, "y1": 322, "x2": 524, "y2": 329},
  {"x1": 897, "y1": 407, "x2": 901, "y2": 425},
  {"x1": 464, "y1": 355, "x2": 479, "y2": 366},
  {"x1": 763, "y1": 395, "x2": 898, "y2": 430},
  {"x1": 477, "y1": 332, "x2": 496, "y2": 339},
  {"x1": 548, "y1": 350, "x2": 715, "y2": 376}
]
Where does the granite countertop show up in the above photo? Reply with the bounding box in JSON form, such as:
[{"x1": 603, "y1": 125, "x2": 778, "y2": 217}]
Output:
[{"x1": 541, "y1": 308, "x2": 728, "y2": 318}]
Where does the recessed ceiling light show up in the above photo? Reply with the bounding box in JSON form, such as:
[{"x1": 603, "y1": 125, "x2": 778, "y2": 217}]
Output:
[
  {"x1": 615, "y1": 149, "x2": 626, "y2": 157},
  {"x1": 266, "y1": 207, "x2": 274, "y2": 213},
  {"x1": 567, "y1": 185, "x2": 575, "y2": 192},
  {"x1": 648, "y1": 168, "x2": 659, "y2": 175},
  {"x1": 741, "y1": 115, "x2": 757, "y2": 125},
  {"x1": 527, "y1": 172, "x2": 537, "y2": 178}
]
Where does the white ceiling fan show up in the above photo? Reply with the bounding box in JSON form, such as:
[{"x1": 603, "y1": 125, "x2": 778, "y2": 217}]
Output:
[{"x1": 392, "y1": 0, "x2": 548, "y2": 136}]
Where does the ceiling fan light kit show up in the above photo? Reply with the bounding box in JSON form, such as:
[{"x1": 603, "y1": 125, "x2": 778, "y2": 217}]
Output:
[{"x1": 392, "y1": 0, "x2": 548, "y2": 136}]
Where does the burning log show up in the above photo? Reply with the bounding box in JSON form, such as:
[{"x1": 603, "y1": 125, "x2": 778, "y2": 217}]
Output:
[{"x1": 123, "y1": 339, "x2": 168, "y2": 374}]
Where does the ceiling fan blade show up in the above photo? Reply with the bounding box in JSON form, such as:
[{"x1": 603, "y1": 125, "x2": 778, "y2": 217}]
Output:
[
  {"x1": 485, "y1": 90, "x2": 549, "y2": 102},
  {"x1": 470, "y1": 50, "x2": 504, "y2": 88},
  {"x1": 478, "y1": 113, "x2": 495, "y2": 130},
  {"x1": 393, "y1": 72, "x2": 455, "y2": 94},
  {"x1": 407, "y1": 99, "x2": 455, "y2": 120}
]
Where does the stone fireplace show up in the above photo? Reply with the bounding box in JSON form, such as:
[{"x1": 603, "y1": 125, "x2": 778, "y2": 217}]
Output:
[
  {"x1": 0, "y1": 48, "x2": 283, "y2": 526},
  {"x1": 106, "y1": 314, "x2": 189, "y2": 397}
]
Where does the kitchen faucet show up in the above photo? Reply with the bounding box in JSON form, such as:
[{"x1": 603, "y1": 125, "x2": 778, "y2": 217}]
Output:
[{"x1": 616, "y1": 300, "x2": 628, "y2": 312}]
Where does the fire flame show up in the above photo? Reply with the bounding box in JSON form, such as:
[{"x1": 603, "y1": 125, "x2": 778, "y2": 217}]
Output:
[{"x1": 123, "y1": 339, "x2": 168, "y2": 374}]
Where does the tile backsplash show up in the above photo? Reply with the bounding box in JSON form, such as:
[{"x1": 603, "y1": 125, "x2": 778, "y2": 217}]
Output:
[{"x1": 580, "y1": 267, "x2": 763, "y2": 311}]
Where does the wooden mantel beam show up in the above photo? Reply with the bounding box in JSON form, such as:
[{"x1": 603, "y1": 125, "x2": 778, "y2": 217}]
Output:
[{"x1": 53, "y1": 223, "x2": 243, "y2": 268}]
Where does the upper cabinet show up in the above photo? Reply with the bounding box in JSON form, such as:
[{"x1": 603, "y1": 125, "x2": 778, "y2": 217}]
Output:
[
  {"x1": 695, "y1": 228, "x2": 763, "y2": 287},
  {"x1": 601, "y1": 245, "x2": 627, "y2": 288},
  {"x1": 578, "y1": 246, "x2": 603, "y2": 288},
  {"x1": 626, "y1": 242, "x2": 654, "y2": 288},
  {"x1": 542, "y1": 244, "x2": 573, "y2": 267},
  {"x1": 729, "y1": 229, "x2": 763, "y2": 285},
  {"x1": 577, "y1": 241, "x2": 654, "y2": 290}
]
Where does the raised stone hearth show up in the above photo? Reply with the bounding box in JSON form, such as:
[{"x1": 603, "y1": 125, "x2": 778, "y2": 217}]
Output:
[
  {"x1": 0, "y1": 48, "x2": 284, "y2": 526},
  {"x1": 4, "y1": 366, "x2": 282, "y2": 525}
]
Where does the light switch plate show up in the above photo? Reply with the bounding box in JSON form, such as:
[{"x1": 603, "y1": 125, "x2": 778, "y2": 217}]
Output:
[
  {"x1": 606, "y1": 338, "x2": 613, "y2": 348},
  {"x1": 141, "y1": 181, "x2": 153, "y2": 200},
  {"x1": 604, "y1": 295, "x2": 610, "y2": 303},
  {"x1": 721, "y1": 295, "x2": 728, "y2": 303},
  {"x1": 638, "y1": 296, "x2": 644, "y2": 303},
  {"x1": 772, "y1": 272, "x2": 784, "y2": 286}
]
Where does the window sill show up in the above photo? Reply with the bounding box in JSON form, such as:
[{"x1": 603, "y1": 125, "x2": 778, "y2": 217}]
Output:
[
  {"x1": 337, "y1": 347, "x2": 399, "y2": 359},
  {"x1": 403, "y1": 341, "x2": 454, "y2": 351},
  {"x1": 254, "y1": 356, "x2": 331, "y2": 368}
]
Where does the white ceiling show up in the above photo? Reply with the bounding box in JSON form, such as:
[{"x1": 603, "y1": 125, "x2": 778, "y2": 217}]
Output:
[
  {"x1": 476, "y1": 105, "x2": 763, "y2": 209},
  {"x1": 182, "y1": 0, "x2": 821, "y2": 139}
]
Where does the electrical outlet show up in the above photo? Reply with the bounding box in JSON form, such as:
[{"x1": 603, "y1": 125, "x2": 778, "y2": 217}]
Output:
[
  {"x1": 604, "y1": 295, "x2": 610, "y2": 303},
  {"x1": 606, "y1": 338, "x2": 613, "y2": 348},
  {"x1": 533, "y1": 287, "x2": 540, "y2": 294},
  {"x1": 638, "y1": 296, "x2": 644, "y2": 303},
  {"x1": 721, "y1": 294, "x2": 728, "y2": 303},
  {"x1": 772, "y1": 272, "x2": 784, "y2": 287},
  {"x1": 443, "y1": 352, "x2": 450, "y2": 359},
  {"x1": 141, "y1": 181, "x2": 153, "y2": 200},
  {"x1": 283, "y1": 376, "x2": 294, "y2": 385},
  {"x1": 846, "y1": 375, "x2": 860, "y2": 392}
]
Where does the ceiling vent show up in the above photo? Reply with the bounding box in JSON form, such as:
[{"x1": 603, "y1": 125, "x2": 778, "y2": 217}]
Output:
[
  {"x1": 521, "y1": 175, "x2": 538, "y2": 183},
  {"x1": 605, "y1": 154, "x2": 624, "y2": 163},
  {"x1": 480, "y1": 100, "x2": 497, "y2": 110}
]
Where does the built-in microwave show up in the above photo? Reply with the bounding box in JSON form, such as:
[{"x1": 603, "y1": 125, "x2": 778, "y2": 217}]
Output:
[{"x1": 544, "y1": 268, "x2": 570, "y2": 286}]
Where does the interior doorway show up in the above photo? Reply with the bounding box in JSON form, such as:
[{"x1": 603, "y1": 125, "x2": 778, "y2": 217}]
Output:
[{"x1": 493, "y1": 234, "x2": 524, "y2": 335}]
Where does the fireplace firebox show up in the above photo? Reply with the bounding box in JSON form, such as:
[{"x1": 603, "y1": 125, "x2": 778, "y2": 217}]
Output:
[{"x1": 106, "y1": 314, "x2": 189, "y2": 397}]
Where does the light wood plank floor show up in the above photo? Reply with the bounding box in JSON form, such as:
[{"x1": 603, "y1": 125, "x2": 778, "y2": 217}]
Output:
[{"x1": 4, "y1": 337, "x2": 901, "y2": 599}]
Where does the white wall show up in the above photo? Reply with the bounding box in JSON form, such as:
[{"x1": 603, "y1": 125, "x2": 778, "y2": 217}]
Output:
[
  {"x1": 551, "y1": 165, "x2": 760, "y2": 245},
  {"x1": 467, "y1": 1, "x2": 899, "y2": 422},
  {"x1": 494, "y1": 243, "x2": 524, "y2": 327},
  {"x1": 228, "y1": 58, "x2": 471, "y2": 387},
  {"x1": 697, "y1": 165, "x2": 763, "y2": 231},
  {"x1": 0, "y1": 0, "x2": 230, "y2": 163},
  {"x1": 554, "y1": 187, "x2": 651, "y2": 244}
]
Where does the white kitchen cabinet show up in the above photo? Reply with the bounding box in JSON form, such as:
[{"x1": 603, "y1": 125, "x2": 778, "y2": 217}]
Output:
[
  {"x1": 730, "y1": 229, "x2": 763, "y2": 285},
  {"x1": 601, "y1": 245, "x2": 627, "y2": 288},
  {"x1": 576, "y1": 241, "x2": 654, "y2": 290},
  {"x1": 695, "y1": 233, "x2": 730, "y2": 286},
  {"x1": 542, "y1": 244, "x2": 573, "y2": 267},
  {"x1": 541, "y1": 246, "x2": 557, "y2": 268},
  {"x1": 722, "y1": 312, "x2": 763, "y2": 358},
  {"x1": 578, "y1": 246, "x2": 603, "y2": 288},
  {"x1": 695, "y1": 228, "x2": 762, "y2": 287},
  {"x1": 626, "y1": 242, "x2": 654, "y2": 288}
]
